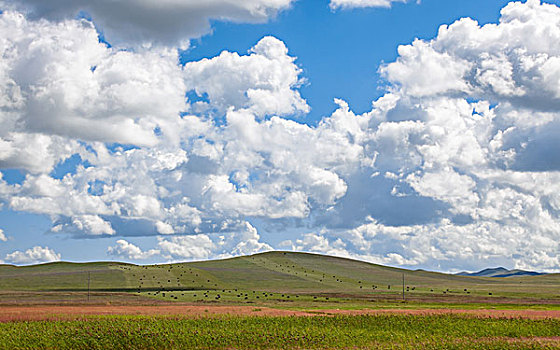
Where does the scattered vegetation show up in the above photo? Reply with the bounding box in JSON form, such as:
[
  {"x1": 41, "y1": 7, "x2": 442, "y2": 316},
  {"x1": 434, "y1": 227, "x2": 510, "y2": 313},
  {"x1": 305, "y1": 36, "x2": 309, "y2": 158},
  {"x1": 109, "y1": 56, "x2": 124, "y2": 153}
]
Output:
[{"x1": 0, "y1": 314, "x2": 558, "y2": 349}]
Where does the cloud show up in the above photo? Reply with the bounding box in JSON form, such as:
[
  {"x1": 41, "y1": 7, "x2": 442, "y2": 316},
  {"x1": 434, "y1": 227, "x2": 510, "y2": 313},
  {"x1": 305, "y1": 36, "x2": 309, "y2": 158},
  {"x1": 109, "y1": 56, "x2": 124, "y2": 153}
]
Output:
[
  {"x1": 2, "y1": 1, "x2": 560, "y2": 272},
  {"x1": 0, "y1": 134, "x2": 80, "y2": 174},
  {"x1": 4, "y1": 246, "x2": 61, "y2": 265},
  {"x1": 298, "y1": 0, "x2": 560, "y2": 271},
  {"x1": 107, "y1": 222, "x2": 272, "y2": 262},
  {"x1": 0, "y1": 229, "x2": 6, "y2": 242},
  {"x1": 1, "y1": 0, "x2": 295, "y2": 48},
  {"x1": 156, "y1": 222, "x2": 272, "y2": 261},
  {"x1": 0, "y1": 10, "x2": 187, "y2": 166},
  {"x1": 1, "y1": 14, "x2": 354, "y2": 236},
  {"x1": 157, "y1": 235, "x2": 216, "y2": 261},
  {"x1": 107, "y1": 240, "x2": 160, "y2": 260},
  {"x1": 330, "y1": 0, "x2": 409, "y2": 10},
  {"x1": 407, "y1": 168, "x2": 479, "y2": 216},
  {"x1": 380, "y1": 0, "x2": 560, "y2": 111},
  {"x1": 379, "y1": 40, "x2": 471, "y2": 97},
  {"x1": 70, "y1": 215, "x2": 116, "y2": 236},
  {"x1": 184, "y1": 36, "x2": 309, "y2": 117}
]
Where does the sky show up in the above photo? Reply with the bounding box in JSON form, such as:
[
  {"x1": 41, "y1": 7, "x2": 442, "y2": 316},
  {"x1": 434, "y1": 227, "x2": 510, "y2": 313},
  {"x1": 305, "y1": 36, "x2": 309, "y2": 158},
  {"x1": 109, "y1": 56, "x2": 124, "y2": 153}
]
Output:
[{"x1": 1, "y1": 0, "x2": 560, "y2": 272}]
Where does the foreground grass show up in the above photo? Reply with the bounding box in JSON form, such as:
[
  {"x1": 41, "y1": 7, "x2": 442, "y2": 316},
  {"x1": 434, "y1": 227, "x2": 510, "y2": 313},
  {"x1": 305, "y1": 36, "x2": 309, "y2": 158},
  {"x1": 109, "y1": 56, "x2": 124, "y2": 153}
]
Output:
[{"x1": 0, "y1": 314, "x2": 559, "y2": 349}]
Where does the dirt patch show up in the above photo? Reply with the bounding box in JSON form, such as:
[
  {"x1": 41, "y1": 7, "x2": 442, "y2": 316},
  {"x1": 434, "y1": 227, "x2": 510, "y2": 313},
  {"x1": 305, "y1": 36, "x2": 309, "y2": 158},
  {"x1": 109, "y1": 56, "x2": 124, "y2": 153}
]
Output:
[
  {"x1": 0, "y1": 291, "x2": 165, "y2": 305},
  {"x1": 1, "y1": 305, "x2": 560, "y2": 322},
  {"x1": 0, "y1": 305, "x2": 314, "y2": 322}
]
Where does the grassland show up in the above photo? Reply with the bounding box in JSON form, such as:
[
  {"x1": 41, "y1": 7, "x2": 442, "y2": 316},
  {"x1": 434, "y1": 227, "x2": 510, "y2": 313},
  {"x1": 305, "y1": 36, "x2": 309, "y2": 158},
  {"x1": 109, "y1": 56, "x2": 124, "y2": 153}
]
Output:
[
  {"x1": 0, "y1": 314, "x2": 559, "y2": 350},
  {"x1": 0, "y1": 251, "x2": 558, "y2": 308},
  {"x1": 1, "y1": 252, "x2": 559, "y2": 349}
]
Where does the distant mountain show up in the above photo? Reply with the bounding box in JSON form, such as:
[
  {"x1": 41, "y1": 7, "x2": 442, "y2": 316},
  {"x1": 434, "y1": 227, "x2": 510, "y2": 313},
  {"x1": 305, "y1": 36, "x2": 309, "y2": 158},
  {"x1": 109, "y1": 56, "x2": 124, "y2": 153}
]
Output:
[{"x1": 456, "y1": 267, "x2": 547, "y2": 278}]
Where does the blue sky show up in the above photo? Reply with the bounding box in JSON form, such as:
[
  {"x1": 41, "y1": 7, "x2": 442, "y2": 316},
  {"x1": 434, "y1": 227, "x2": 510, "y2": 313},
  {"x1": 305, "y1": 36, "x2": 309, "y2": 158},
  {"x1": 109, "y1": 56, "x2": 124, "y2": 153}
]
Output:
[
  {"x1": 184, "y1": 0, "x2": 517, "y2": 122},
  {"x1": 1, "y1": 0, "x2": 560, "y2": 272}
]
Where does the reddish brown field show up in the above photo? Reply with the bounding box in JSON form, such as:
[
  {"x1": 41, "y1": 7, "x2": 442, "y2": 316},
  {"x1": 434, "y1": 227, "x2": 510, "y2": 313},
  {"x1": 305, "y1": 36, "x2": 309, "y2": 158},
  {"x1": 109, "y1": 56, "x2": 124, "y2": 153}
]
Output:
[
  {"x1": 2, "y1": 304, "x2": 560, "y2": 322},
  {"x1": 0, "y1": 305, "x2": 311, "y2": 321}
]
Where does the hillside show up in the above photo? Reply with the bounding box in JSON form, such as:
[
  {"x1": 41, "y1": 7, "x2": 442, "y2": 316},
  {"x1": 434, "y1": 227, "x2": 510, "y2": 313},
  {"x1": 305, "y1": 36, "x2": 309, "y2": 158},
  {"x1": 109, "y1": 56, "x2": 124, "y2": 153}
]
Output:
[{"x1": 0, "y1": 252, "x2": 559, "y2": 302}]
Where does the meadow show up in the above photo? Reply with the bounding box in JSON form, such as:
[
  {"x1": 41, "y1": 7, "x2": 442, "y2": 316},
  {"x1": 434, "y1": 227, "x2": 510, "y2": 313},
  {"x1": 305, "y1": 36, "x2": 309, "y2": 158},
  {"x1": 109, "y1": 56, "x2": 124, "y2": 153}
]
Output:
[
  {"x1": 1, "y1": 252, "x2": 559, "y2": 349},
  {"x1": 1, "y1": 314, "x2": 559, "y2": 349}
]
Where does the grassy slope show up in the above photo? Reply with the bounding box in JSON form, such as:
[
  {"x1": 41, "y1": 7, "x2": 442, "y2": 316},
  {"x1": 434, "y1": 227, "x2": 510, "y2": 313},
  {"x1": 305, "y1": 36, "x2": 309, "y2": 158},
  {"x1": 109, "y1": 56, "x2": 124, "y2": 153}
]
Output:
[{"x1": 0, "y1": 252, "x2": 558, "y2": 301}]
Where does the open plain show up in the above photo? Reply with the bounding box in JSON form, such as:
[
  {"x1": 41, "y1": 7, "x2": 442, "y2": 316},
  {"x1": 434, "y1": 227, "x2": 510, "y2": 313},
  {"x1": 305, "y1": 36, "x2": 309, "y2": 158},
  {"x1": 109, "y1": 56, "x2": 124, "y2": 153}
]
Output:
[{"x1": 0, "y1": 252, "x2": 559, "y2": 349}]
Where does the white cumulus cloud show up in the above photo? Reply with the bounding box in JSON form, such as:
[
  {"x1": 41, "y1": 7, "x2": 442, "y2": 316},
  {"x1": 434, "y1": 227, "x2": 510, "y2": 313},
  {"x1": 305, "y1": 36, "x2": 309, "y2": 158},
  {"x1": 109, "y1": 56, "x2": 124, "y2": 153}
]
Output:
[
  {"x1": 107, "y1": 240, "x2": 160, "y2": 260},
  {"x1": 330, "y1": 0, "x2": 410, "y2": 10},
  {"x1": 1, "y1": 0, "x2": 295, "y2": 48},
  {"x1": 292, "y1": 0, "x2": 560, "y2": 272},
  {"x1": 156, "y1": 222, "x2": 272, "y2": 261},
  {"x1": 381, "y1": 0, "x2": 560, "y2": 110},
  {"x1": 0, "y1": 10, "x2": 188, "y2": 176},
  {"x1": 5, "y1": 246, "x2": 61, "y2": 265},
  {"x1": 2, "y1": 0, "x2": 560, "y2": 272},
  {"x1": 184, "y1": 36, "x2": 309, "y2": 117}
]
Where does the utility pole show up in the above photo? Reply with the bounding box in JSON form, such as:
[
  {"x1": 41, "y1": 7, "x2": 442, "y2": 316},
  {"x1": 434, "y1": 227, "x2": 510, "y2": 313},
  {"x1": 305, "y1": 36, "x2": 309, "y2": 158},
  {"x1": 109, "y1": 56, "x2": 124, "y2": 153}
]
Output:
[
  {"x1": 87, "y1": 272, "x2": 91, "y2": 302},
  {"x1": 402, "y1": 273, "x2": 405, "y2": 301}
]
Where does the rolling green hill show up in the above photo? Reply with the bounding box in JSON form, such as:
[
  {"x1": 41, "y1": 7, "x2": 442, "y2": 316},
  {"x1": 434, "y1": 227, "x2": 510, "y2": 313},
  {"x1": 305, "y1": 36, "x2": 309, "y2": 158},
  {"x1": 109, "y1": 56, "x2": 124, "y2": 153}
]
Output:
[{"x1": 0, "y1": 251, "x2": 559, "y2": 303}]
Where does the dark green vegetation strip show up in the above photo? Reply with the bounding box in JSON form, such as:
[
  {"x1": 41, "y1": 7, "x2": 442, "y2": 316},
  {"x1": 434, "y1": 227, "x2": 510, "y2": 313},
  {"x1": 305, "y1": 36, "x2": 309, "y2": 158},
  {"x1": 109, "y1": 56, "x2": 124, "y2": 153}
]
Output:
[{"x1": 0, "y1": 315, "x2": 559, "y2": 349}]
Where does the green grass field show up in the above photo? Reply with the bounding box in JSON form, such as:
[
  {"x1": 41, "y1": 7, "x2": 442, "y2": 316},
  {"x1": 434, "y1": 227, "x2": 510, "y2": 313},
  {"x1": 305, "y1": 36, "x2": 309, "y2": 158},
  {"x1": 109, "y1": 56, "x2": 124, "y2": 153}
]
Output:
[
  {"x1": 0, "y1": 314, "x2": 558, "y2": 349},
  {"x1": 1, "y1": 252, "x2": 560, "y2": 349},
  {"x1": 0, "y1": 251, "x2": 558, "y2": 307}
]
